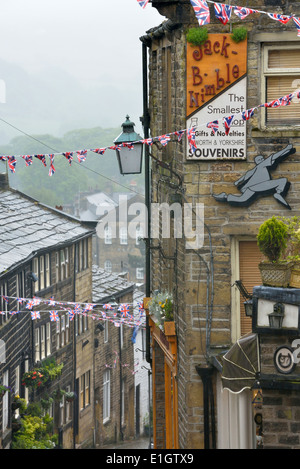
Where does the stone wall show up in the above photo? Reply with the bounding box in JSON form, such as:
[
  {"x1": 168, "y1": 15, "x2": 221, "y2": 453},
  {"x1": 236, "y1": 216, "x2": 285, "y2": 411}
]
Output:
[{"x1": 147, "y1": 0, "x2": 300, "y2": 449}]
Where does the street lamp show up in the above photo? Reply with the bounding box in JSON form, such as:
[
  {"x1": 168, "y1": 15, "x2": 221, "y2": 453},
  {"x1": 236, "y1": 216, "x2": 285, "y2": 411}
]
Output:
[{"x1": 114, "y1": 115, "x2": 143, "y2": 175}]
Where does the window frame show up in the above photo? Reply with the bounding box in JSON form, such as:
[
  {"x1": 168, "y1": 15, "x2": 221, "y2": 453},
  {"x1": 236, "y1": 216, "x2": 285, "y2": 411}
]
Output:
[
  {"x1": 261, "y1": 42, "x2": 300, "y2": 129},
  {"x1": 103, "y1": 369, "x2": 111, "y2": 422}
]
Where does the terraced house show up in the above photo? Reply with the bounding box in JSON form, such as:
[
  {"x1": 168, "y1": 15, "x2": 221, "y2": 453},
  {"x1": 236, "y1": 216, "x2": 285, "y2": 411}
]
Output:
[
  {"x1": 0, "y1": 171, "x2": 95, "y2": 448},
  {"x1": 141, "y1": 0, "x2": 300, "y2": 449}
]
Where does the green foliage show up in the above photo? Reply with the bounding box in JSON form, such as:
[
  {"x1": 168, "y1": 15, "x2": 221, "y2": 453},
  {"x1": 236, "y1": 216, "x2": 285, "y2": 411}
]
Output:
[
  {"x1": 11, "y1": 414, "x2": 57, "y2": 449},
  {"x1": 257, "y1": 216, "x2": 289, "y2": 263},
  {"x1": 231, "y1": 26, "x2": 248, "y2": 43},
  {"x1": 22, "y1": 360, "x2": 63, "y2": 389},
  {"x1": 276, "y1": 216, "x2": 300, "y2": 261},
  {"x1": 186, "y1": 27, "x2": 208, "y2": 46},
  {"x1": 2, "y1": 127, "x2": 144, "y2": 209},
  {"x1": 149, "y1": 291, "x2": 173, "y2": 324},
  {"x1": 11, "y1": 400, "x2": 57, "y2": 449}
]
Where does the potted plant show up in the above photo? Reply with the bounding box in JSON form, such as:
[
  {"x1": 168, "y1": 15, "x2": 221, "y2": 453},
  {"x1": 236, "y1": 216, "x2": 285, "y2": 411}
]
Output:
[
  {"x1": 148, "y1": 291, "x2": 174, "y2": 331},
  {"x1": 278, "y1": 216, "x2": 300, "y2": 288},
  {"x1": 257, "y1": 216, "x2": 293, "y2": 287},
  {"x1": 65, "y1": 391, "x2": 76, "y2": 402},
  {"x1": 0, "y1": 384, "x2": 11, "y2": 398}
]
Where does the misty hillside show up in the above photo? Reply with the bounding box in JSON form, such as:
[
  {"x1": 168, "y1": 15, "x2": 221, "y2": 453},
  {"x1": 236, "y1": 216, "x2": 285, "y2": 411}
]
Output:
[{"x1": 1, "y1": 127, "x2": 145, "y2": 209}]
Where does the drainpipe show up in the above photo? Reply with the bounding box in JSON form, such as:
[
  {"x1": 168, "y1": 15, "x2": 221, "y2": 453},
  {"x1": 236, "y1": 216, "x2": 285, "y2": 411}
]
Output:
[
  {"x1": 195, "y1": 366, "x2": 216, "y2": 449},
  {"x1": 142, "y1": 41, "x2": 152, "y2": 366}
]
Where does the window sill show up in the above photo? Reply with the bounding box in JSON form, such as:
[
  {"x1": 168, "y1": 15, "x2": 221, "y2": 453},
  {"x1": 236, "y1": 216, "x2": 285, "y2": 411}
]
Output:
[{"x1": 252, "y1": 127, "x2": 300, "y2": 138}]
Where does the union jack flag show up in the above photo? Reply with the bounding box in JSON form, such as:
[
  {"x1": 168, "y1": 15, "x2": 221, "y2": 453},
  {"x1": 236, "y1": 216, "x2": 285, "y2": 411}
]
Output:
[
  {"x1": 137, "y1": 0, "x2": 149, "y2": 8},
  {"x1": 26, "y1": 300, "x2": 36, "y2": 309},
  {"x1": 190, "y1": 0, "x2": 210, "y2": 26},
  {"x1": 214, "y1": 3, "x2": 232, "y2": 25},
  {"x1": 265, "y1": 99, "x2": 281, "y2": 108},
  {"x1": 7, "y1": 156, "x2": 16, "y2": 173},
  {"x1": 17, "y1": 297, "x2": 26, "y2": 304},
  {"x1": 68, "y1": 310, "x2": 75, "y2": 321},
  {"x1": 118, "y1": 304, "x2": 130, "y2": 317},
  {"x1": 234, "y1": 6, "x2": 257, "y2": 20},
  {"x1": 279, "y1": 93, "x2": 294, "y2": 106},
  {"x1": 35, "y1": 154, "x2": 47, "y2": 167},
  {"x1": 22, "y1": 155, "x2": 33, "y2": 166},
  {"x1": 123, "y1": 143, "x2": 135, "y2": 150},
  {"x1": 48, "y1": 154, "x2": 55, "y2": 176},
  {"x1": 268, "y1": 13, "x2": 292, "y2": 24},
  {"x1": 241, "y1": 108, "x2": 256, "y2": 121},
  {"x1": 10, "y1": 311, "x2": 19, "y2": 316},
  {"x1": 63, "y1": 152, "x2": 73, "y2": 165},
  {"x1": 0, "y1": 156, "x2": 6, "y2": 161},
  {"x1": 207, "y1": 120, "x2": 219, "y2": 135},
  {"x1": 93, "y1": 148, "x2": 106, "y2": 155},
  {"x1": 187, "y1": 127, "x2": 197, "y2": 154},
  {"x1": 142, "y1": 138, "x2": 153, "y2": 146},
  {"x1": 31, "y1": 311, "x2": 40, "y2": 320},
  {"x1": 77, "y1": 150, "x2": 87, "y2": 163},
  {"x1": 293, "y1": 17, "x2": 300, "y2": 36},
  {"x1": 2, "y1": 296, "x2": 9, "y2": 304},
  {"x1": 223, "y1": 115, "x2": 234, "y2": 135},
  {"x1": 49, "y1": 311, "x2": 59, "y2": 322},
  {"x1": 158, "y1": 134, "x2": 171, "y2": 146},
  {"x1": 103, "y1": 304, "x2": 113, "y2": 310},
  {"x1": 48, "y1": 297, "x2": 56, "y2": 306},
  {"x1": 174, "y1": 130, "x2": 185, "y2": 141}
]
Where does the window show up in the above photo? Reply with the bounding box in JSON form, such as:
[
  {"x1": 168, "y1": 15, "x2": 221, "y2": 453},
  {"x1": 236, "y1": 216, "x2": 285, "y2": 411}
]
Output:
[
  {"x1": 103, "y1": 369, "x2": 110, "y2": 422},
  {"x1": 120, "y1": 226, "x2": 128, "y2": 245},
  {"x1": 104, "y1": 225, "x2": 112, "y2": 245},
  {"x1": 80, "y1": 371, "x2": 90, "y2": 410},
  {"x1": 41, "y1": 325, "x2": 46, "y2": 360},
  {"x1": 136, "y1": 225, "x2": 143, "y2": 245},
  {"x1": 35, "y1": 328, "x2": 40, "y2": 362},
  {"x1": 45, "y1": 254, "x2": 50, "y2": 288},
  {"x1": 32, "y1": 254, "x2": 51, "y2": 292},
  {"x1": 16, "y1": 271, "x2": 25, "y2": 299},
  {"x1": 46, "y1": 323, "x2": 51, "y2": 357},
  {"x1": 262, "y1": 45, "x2": 300, "y2": 127},
  {"x1": 104, "y1": 320, "x2": 108, "y2": 344},
  {"x1": 55, "y1": 248, "x2": 70, "y2": 282},
  {"x1": 0, "y1": 282, "x2": 8, "y2": 324},
  {"x1": 2, "y1": 370, "x2": 9, "y2": 432},
  {"x1": 56, "y1": 314, "x2": 70, "y2": 348},
  {"x1": 75, "y1": 239, "x2": 89, "y2": 272},
  {"x1": 104, "y1": 260, "x2": 112, "y2": 273},
  {"x1": 136, "y1": 267, "x2": 144, "y2": 280}
]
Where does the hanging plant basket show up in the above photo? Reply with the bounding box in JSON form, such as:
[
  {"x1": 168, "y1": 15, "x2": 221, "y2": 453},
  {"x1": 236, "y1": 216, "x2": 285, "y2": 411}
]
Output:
[
  {"x1": 259, "y1": 261, "x2": 294, "y2": 288},
  {"x1": 65, "y1": 391, "x2": 76, "y2": 402}
]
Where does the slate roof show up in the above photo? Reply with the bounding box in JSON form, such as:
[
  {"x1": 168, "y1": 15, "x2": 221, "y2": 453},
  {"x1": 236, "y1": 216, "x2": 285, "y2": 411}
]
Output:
[
  {"x1": 0, "y1": 188, "x2": 94, "y2": 276},
  {"x1": 92, "y1": 264, "x2": 135, "y2": 303}
]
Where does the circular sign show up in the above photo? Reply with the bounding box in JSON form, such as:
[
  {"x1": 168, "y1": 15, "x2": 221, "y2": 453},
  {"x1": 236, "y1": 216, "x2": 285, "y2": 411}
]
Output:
[{"x1": 274, "y1": 346, "x2": 296, "y2": 374}]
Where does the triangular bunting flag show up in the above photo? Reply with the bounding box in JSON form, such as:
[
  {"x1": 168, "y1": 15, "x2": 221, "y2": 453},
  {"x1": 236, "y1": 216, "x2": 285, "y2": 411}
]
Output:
[
  {"x1": 190, "y1": 0, "x2": 210, "y2": 26},
  {"x1": 214, "y1": 2, "x2": 232, "y2": 24},
  {"x1": 207, "y1": 120, "x2": 219, "y2": 135},
  {"x1": 234, "y1": 6, "x2": 257, "y2": 20},
  {"x1": 268, "y1": 13, "x2": 292, "y2": 24},
  {"x1": 223, "y1": 115, "x2": 234, "y2": 135}
]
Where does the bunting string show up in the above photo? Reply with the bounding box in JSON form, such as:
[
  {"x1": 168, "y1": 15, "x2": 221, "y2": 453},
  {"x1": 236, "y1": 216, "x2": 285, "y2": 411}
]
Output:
[
  {"x1": 1, "y1": 90, "x2": 299, "y2": 167},
  {"x1": 0, "y1": 295, "x2": 146, "y2": 330},
  {"x1": 138, "y1": 0, "x2": 300, "y2": 37}
]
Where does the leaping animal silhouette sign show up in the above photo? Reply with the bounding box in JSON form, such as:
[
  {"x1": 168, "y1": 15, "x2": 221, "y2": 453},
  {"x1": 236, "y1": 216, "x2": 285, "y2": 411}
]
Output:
[{"x1": 213, "y1": 144, "x2": 296, "y2": 210}]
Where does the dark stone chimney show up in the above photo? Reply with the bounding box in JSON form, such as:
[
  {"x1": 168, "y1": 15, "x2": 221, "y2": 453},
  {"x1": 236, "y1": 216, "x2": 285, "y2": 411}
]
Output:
[{"x1": 0, "y1": 172, "x2": 9, "y2": 190}]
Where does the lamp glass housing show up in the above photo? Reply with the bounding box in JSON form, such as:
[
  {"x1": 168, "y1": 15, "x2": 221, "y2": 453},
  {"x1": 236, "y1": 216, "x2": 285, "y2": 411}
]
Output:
[
  {"x1": 268, "y1": 302, "x2": 285, "y2": 329},
  {"x1": 116, "y1": 144, "x2": 143, "y2": 175},
  {"x1": 244, "y1": 300, "x2": 253, "y2": 317},
  {"x1": 114, "y1": 115, "x2": 143, "y2": 175}
]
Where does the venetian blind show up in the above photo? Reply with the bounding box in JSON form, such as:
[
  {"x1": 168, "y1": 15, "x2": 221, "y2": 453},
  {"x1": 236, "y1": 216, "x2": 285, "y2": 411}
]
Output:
[
  {"x1": 239, "y1": 241, "x2": 264, "y2": 336},
  {"x1": 266, "y1": 49, "x2": 300, "y2": 125}
]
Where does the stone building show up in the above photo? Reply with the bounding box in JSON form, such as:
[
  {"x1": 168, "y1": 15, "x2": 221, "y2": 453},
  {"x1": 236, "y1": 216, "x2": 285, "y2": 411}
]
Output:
[
  {"x1": 92, "y1": 265, "x2": 136, "y2": 447},
  {"x1": 0, "y1": 172, "x2": 96, "y2": 449},
  {"x1": 141, "y1": 0, "x2": 300, "y2": 449}
]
